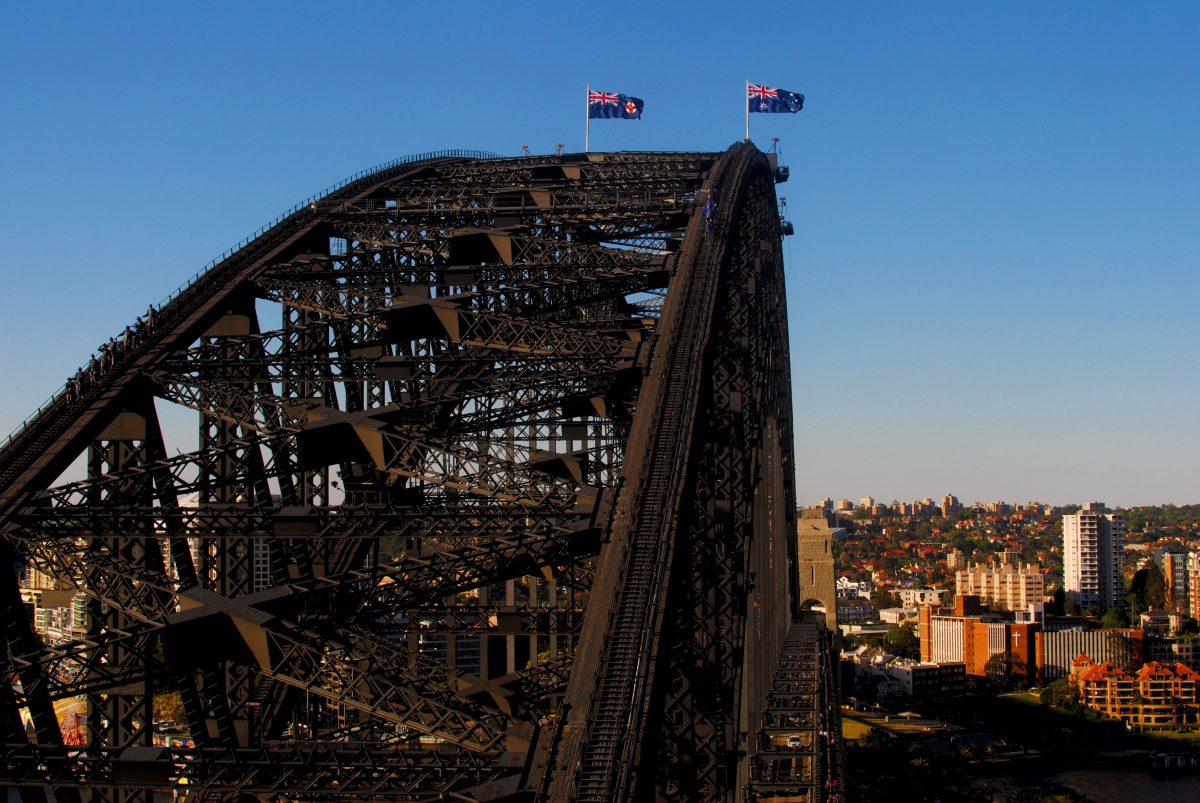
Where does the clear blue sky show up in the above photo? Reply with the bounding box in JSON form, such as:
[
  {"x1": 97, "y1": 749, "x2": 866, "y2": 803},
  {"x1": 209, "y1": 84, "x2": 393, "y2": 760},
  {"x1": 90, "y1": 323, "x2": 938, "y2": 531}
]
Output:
[{"x1": 1, "y1": 2, "x2": 1196, "y2": 507}]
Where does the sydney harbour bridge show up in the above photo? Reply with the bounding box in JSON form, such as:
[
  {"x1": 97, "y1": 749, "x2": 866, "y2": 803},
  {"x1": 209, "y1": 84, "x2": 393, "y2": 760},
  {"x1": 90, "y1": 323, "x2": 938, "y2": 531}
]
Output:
[{"x1": 0, "y1": 144, "x2": 842, "y2": 801}]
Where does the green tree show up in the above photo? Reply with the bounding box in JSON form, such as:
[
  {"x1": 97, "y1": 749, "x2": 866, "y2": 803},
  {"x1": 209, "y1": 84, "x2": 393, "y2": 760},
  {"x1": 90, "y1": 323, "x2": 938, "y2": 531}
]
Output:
[
  {"x1": 859, "y1": 725, "x2": 898, "y2": 748},
  {"x1": 1128, "y1": 561, "x2": 1166, "y2": 615},
  {"x1": 1145, "y1": 562, "x2": 1167, "y2": 609},
  {"x1": 1040, "y1": 677, "x2": 1080, "y2": 711},
  {"x1": 884, "y1": 623, "x2": 920, "y2": 659},
  {"x1": 984, "y1": 651, "x2": 1026, "y2": 689},
  {"x1": 1101, "y1": 607, "x2": 1130, "y2": 628},
  {"x1": 871, "y1": 590, "x2": 901, "y2": 610}
]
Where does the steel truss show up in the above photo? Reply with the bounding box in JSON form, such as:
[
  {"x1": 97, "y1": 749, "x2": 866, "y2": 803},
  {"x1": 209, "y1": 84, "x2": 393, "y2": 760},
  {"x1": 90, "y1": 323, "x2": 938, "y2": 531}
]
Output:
[{"x1": 0, "y1": 145, "x2": 805, "y2": 801}]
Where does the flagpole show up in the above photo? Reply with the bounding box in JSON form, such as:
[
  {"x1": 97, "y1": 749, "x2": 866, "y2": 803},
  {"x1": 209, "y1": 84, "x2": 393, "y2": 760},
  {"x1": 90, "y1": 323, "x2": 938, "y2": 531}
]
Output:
[
  {"x1": 745, "y1": 80, "x2": 750, "y2": 143},
  {"x1": 585, "y1": 83, "x2": 590, "y2": 153}
]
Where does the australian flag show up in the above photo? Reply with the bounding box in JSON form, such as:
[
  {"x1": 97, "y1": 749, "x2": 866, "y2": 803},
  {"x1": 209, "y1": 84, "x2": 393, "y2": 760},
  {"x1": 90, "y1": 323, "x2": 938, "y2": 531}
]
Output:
[
  {"x1": 588, "y1": 89, "x2": 644, "y2": 119},
  {"x1": 748, "y1": 84, "x2": 805, "y2": 114}
]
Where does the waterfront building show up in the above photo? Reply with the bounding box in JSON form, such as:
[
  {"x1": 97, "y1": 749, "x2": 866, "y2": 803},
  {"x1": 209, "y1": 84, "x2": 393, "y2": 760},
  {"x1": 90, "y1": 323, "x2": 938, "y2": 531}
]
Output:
[
  {"x1": 1062, "y1": 502, "x2": 1124, "y2": 611},
  {"x1": 1074, "y1": 656, "x2": 1200, "y2": 727}
]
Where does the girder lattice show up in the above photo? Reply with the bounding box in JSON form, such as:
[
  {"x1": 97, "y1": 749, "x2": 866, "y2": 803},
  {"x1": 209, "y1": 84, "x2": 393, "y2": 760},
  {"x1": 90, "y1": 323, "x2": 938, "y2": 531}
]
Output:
[{"x1": 0, "y1": 144, "x2": 806, "y2": 801}]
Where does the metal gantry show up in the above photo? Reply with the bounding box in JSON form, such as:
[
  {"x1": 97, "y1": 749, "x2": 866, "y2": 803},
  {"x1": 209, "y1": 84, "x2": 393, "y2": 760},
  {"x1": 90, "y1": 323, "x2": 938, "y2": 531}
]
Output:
[
  {"x1": 748, "y1": 613, "x2": 845, "y2": 803},
  {"x1": 0, "y1": 144, "x2": 820, "y2": 801}
]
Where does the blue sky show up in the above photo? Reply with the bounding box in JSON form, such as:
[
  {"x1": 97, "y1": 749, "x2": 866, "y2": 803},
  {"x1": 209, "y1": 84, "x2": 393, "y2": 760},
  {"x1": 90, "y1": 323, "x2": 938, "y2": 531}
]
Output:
[{"x1": 1, "y1": 2, "x2": 1196, "y2": 506}]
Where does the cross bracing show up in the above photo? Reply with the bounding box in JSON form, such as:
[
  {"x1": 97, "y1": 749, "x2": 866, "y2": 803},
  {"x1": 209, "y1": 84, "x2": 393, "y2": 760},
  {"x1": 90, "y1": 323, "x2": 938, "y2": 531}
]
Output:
[{"x1": 0, "y1": 145, "x2": 833, "y2": 802}]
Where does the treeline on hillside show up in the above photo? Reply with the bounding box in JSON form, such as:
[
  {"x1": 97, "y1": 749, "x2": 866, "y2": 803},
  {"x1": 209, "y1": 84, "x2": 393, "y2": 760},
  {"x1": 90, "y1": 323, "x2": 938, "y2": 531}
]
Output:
[{"x1": 1118, "y1": 504, "x2": 1200, "y2": 537}]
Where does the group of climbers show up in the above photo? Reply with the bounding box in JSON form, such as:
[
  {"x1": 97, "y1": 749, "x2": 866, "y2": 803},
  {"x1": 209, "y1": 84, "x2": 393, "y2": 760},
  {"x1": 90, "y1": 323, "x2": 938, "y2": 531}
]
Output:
[{"x1": 65, "y1": 305, "x2": 160, "y2": 402}]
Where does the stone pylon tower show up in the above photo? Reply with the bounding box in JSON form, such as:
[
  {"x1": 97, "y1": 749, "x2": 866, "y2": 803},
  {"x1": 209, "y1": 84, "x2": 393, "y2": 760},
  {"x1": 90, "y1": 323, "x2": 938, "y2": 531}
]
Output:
[{"x1": 797, "y1": 508, "x2": 838, "y2": 631}]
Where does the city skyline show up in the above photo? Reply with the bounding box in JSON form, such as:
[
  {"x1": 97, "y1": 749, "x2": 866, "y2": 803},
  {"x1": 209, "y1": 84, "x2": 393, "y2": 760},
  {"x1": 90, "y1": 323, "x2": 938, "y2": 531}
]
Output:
[
  {"x1": 811, "y1": 494, "x2": 1190, "y2": 511},
  {"x1": 2, "y1": 2, "x2": 1197, "y2": 504}
]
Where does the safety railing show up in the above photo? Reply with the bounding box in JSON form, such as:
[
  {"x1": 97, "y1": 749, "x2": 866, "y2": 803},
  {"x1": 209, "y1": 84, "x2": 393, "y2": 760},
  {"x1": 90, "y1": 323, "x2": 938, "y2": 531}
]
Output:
[
  {"x1": 150, "y1": 149, "x2": 500, "y2": 312},
  {"x1": 0, "y1": 149, "x2": 500, "y2": 458}
]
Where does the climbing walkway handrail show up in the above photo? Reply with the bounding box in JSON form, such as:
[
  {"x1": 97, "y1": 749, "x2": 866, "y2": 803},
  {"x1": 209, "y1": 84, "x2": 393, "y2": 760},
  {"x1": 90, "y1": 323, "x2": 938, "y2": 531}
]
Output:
[{"x1": 0, "y1": 149, "x2": 499, "y2": 458}]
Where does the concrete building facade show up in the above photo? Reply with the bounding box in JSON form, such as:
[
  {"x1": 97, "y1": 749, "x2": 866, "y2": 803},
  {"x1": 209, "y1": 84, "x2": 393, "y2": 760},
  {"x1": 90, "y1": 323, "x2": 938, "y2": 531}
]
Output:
[
  {"x1": 889, "y1": 661, "x2": 967, "y2": 701},
  {"x1": 955, "y1": 560, "x2": 1045, "y2": 612},
  {"x1": 1062, "y1": 502, "x2": 1124, "y2": 611},
  {"x1": 1159, "y1": 548, "x2": 1189, "y2": 612},
  {"x1": 1188, "y1": 552, "x2": 1200, "y2": 621},
  {"x1": 1036, "y1": 627, "x2": 1141, "y2": 681},
  {"x1": 898, "y1": 588, "x2": 946, "y2": 607}
]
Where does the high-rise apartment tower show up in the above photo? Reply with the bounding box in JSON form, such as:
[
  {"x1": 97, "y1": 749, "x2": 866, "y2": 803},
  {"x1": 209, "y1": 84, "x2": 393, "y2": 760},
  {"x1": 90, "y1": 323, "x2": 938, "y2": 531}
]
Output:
[{"x1": 1062, "y1": 502, "x2": 1124, "y2": 611}]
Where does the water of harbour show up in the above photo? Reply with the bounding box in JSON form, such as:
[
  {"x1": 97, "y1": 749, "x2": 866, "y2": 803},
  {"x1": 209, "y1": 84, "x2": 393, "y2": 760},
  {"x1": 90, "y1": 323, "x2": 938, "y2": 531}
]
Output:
[
  {"x1": 1051, "y1": 768, "x2": 1200, "y2": 802},
  {"x1": 1009, "y1": 767, "x2": 1200, "y2": 802}
]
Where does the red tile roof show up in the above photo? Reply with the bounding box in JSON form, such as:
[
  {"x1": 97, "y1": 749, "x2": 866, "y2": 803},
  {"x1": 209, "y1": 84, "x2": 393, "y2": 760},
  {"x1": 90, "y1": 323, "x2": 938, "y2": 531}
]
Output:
[{"x1": 1079, "y1": 662, "x2": 1132, "y2": 683}]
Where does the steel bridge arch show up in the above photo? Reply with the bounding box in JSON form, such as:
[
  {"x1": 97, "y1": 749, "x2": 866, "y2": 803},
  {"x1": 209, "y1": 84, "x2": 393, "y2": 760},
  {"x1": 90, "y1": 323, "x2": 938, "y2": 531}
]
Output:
[{"x1": 0, "y1": 143, "x2": 817, "y2": 802}]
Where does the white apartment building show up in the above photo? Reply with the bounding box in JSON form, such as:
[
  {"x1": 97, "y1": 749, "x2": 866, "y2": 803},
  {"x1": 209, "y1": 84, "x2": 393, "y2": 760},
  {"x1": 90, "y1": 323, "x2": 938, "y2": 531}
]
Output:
[
  {"x1": 1188, "y1": 552, "x2": 1200, "y2": 621},
  {"x1": 1062, "y1": 502, "x2": 1124, "y2": 611},
  {"x1": 836, "y1": 576, "x2": 872, "y2": 599},
  {"x1": 946, "y1": 549, "x2": 966, "y2": 571},
  {"x1": 898, "y1": 588, "x2": 946, "y2": 607},
  {"x1": 955, "y1": 560, "x2": 1045, "y2": 611}
]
